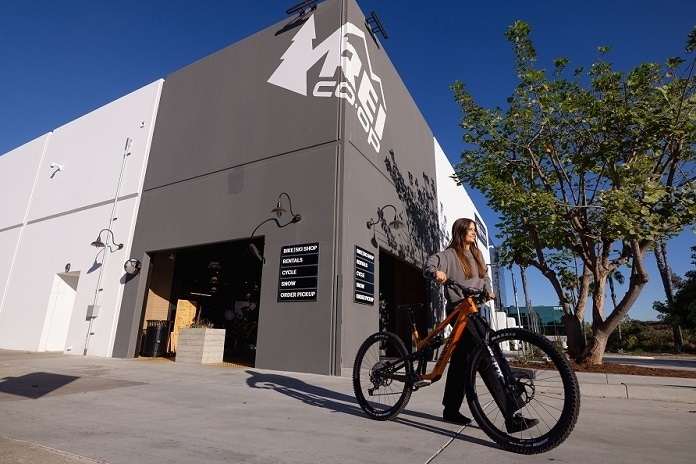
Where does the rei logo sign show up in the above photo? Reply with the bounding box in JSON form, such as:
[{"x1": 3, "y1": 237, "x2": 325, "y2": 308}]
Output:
[{"x1": 268, "y1": 15, "x2": 387, "y2": 153}]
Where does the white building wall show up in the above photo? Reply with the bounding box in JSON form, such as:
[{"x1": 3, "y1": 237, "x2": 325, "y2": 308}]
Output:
[
  {"x1": 433, "y1": 138, "x2": 504, "y2": 328},
  {"x1": 0, "y1": 135, "x2": 49, "y2": 230},
  {"x1": 0, "y1": 229, "x2": 21, "y2": 314},
  {"x1": 433, "y1": 138, "x2": 488, "y2": 260},
  {"x1": 0, "y1": 135, "x2": 50, "y2": 317},
  {"x1": 0, "y1": 80, "x2": 163, "y2": 356}
]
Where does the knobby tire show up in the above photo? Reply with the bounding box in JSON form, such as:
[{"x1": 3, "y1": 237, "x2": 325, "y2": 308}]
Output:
[
  {"x1": 353, "y1": 331, "x2": 414, "y2": 420},
  {"x1": 466, "y1": 328, "x2": 580, "y2": 454}
]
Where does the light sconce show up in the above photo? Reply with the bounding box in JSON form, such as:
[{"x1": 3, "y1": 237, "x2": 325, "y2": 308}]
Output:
[
  {"x1": 124, "y1": 258, "x2": 141, "y2": 275},
  {"x1": 248, "y1": 192, "x2": 304, "y2": 264},
  {"x1": 90, "y1": 229, "x2": 124, "y2": 250},
  {"x1": 249, "y1": 243, "x2": 265, "y2": 263},
  {"x1": 366, "y1": 204, "x2": 404, "y2": 230},
  {"x1": 271, "y1": 192, "x2": 302, "y2": 224},
  {"x1": 49, "y1": 162, "x2": 64, "y2": 171}
]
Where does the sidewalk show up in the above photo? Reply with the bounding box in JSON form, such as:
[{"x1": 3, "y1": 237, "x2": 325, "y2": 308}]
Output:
[{"x1": 1, "y1": 349, "x2": 695, "y2": 464}]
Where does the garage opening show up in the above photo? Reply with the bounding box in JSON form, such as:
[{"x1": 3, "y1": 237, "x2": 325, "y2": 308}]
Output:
[
  {"x1": 139, "y1": 237, "x2": 264, "y2": 366},
  {"x1": 378, "y1": 250, "x2": 429, "y2": 353}
]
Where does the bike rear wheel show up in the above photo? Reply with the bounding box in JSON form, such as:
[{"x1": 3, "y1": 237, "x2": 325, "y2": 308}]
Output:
[
  {"x1": 353, "y1": 331, "x2": 414, "y2": 420},
  {"x1": 466, "y1": 328, "x2": 580, "y2": 454}
]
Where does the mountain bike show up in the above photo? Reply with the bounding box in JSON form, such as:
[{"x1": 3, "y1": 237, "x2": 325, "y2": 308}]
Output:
[{"x1": 352, "y1": 279, "x2": 580, "y2": 454}]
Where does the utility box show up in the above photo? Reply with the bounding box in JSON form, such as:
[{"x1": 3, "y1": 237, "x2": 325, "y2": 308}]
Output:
[{"x1": 86, "y1": 304, "x2": 100, "y2": 319}]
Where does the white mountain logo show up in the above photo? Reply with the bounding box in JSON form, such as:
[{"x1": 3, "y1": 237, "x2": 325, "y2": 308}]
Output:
[{"x1": 268, "y1": 15, "x2": 387, "y2": 153}]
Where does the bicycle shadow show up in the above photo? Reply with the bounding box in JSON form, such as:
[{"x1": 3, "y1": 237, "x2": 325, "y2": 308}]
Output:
[
  {"x1": 245, "y1": 370, "x2": 363, "y2": 417},
  {"x1": 244, "y1": 370, "x2": 496, "y2": 448},
  {"x1": 393, "y1": 410, "x2": 498, "y2": 449}
]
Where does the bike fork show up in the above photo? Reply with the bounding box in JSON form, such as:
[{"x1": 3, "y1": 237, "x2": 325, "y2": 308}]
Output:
[{"x1": 477, "y1": 341, "x2": 527, "y2": 417}]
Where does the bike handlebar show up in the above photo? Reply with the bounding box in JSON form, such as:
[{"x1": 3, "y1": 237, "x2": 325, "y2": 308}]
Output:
[
  {"x1": 430, "y1": 273, "x2": 491, "y2": 303},
  {"x1": 443, "y1": 279, "x2": 484, "y2": 296},
  {"x1": 431, "y1": 275, "x2": 491, "y2": 304}
]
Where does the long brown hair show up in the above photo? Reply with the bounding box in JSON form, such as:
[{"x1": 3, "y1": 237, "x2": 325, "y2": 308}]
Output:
[{"x1": 447, "y1": 218, "x2": 487, "y2": 279}]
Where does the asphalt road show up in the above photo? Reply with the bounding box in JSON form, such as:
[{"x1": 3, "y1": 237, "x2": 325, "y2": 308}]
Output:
[{"x1": 604, "y1": 353, "x2": 696, "y2": 371}]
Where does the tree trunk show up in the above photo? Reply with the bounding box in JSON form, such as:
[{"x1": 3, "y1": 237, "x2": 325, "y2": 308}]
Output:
[
  {"x1": 564, "y1": 313, "x2": 585, "y2": 358},
  {"x1": 580, "y1": 274, "x2": 610, "y2": 364},
  {"x1": 673, "y1": 325, "x2": 684, "y2": 352},
  {"x1": 577, "y1": 241, "x2": 649, "y2": 365},
  {"x1": 563, "y1": 266, "x2": 591, "y2": 357},
  {"x1": 654, "y1": 242, "x2": 684, "y2": 348},
  {"x1": 608, "y1": 276, "x2": 622, "y2": 349},
  {"x1": 581, "y1": 330, "x2": 608, "y2": 365}
]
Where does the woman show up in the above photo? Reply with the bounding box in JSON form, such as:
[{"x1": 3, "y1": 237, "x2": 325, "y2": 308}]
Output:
[
  {"x1": 423, "y1": 217, "x2": 493, "y2": 425},
  {"x1": 423, "y1": 217, "x2": 538, "y2": 433}
]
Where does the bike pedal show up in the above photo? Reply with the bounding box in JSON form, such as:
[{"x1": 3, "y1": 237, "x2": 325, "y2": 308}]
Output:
[{"x1": 413, "y1": 379, "x2": 432, "y2": 387}]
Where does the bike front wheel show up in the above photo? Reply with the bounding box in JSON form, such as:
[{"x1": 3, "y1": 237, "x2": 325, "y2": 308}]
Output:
[
  {"x1": 466, "y1": 328, "x2": 580, "y2": 454},
  {"x1": 353, "y1": 331, "x2": 414, "y2": 420}
]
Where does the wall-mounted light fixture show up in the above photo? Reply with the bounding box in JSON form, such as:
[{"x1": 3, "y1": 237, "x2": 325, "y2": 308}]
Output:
[
  {"x1": 271, "y1": 192, "x2": 302, "y2": 224},
  {"x1": 49, "y1": 162, "x2": 64, "y2": 171},
  {"x1": 366, "y1": 204, "x2": 404, "y2": 230},
  {"x1": 124, "y1": 258, "x2": 141, "y2": 276},
  {"x1": 90, "y1": 229, "x2": 124, "y2": 250},
  {"x1": 249, "y1": 243, "x2": 265, "y2": 263},
  {"x1": 248, "y1": 192, "x2": 304, "y2": 263}
]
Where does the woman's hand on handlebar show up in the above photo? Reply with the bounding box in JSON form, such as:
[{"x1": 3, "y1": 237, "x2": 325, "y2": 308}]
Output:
[
  {"x1": 437, "y1": 276, "x2": 495, "y2": 303},
  {"x1": 432, "y1": 271, "x2": 447, "y2": 283}
]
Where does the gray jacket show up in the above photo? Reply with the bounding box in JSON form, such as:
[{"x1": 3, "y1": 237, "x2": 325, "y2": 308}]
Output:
[{"x1": 423, "y1": 247, "x2": 492, "y2": 312}]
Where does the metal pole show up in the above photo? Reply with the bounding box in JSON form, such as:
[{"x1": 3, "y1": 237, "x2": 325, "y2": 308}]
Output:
[
  {"x1": 83, "y1": 138, "x2": 131, "y2": 356},
  {"x1": 511, "y1": 271, "x2": 523, "y2": 329}
]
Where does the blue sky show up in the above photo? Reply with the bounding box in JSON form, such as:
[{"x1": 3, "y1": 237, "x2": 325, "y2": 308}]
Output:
[{"x1": 1, "y1": 0, "x2": 694, "y2": 321}]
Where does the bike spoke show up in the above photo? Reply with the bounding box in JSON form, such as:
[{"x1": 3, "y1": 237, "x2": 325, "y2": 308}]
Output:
[
  {"x1": 466, "y1": 328, "x2": 580, "y2": 454},
  {"x1": 353, "y1": 332, "x2": 413, "y2": 421}
]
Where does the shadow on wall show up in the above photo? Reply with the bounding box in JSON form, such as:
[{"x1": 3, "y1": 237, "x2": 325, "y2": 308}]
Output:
[
  {"x1": 383, "y1": 149, "x2": 449, "y2": 322},
  {"x1": 383, "y1": 149, "x2": 444, "y2": 265}
]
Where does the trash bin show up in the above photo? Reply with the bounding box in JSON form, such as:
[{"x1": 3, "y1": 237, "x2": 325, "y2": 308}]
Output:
[{"x1": 141, "y1": 320, "x2": 171, "y2": 357}]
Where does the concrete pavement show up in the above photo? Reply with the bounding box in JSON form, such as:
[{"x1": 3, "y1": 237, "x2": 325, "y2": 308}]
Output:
[{"x1": 1, "y1": 349, "x2": 694, "y2": 464}]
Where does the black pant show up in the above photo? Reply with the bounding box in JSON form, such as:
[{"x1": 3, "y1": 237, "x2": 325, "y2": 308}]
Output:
[
  {"x1": 442, "y1": 315, "x2": 525, "y2": 416},
  {"x1": 442, "y1": 320, "x2": 478, "y2": 412}
]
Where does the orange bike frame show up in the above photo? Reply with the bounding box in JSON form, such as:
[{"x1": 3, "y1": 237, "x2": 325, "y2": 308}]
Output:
[{"x1": 412, "y1": 297, "x2": 479, "y2": 383}]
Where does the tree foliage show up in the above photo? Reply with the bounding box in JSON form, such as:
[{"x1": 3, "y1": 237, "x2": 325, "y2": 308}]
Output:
[{"x1": 452, "y1": 21, "x2": 696, "y2": 363}]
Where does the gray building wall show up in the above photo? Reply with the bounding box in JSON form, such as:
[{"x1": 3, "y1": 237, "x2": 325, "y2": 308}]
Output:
[
  {"x1": 114, "y1": 0, "x2": 442, "y2": 375},
  {"x1": 338, "y1": 0, "x2": 440, "y2": 368}
]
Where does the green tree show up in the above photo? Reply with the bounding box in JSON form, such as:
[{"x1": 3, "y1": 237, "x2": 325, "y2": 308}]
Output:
[
  {"x1": 655, "y1": 245, "x2": 696, "y2": 331},
  {"x1": 451, "y1": 22, "x2": 696, "y2": 364}
]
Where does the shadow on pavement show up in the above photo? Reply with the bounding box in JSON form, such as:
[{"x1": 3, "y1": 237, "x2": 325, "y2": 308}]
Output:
[
  {"x1": 0, "y1": 372, "x2": 79, "y2": 400},
  {"x1": 244, "y1": 370, "x2": 499, "y2": 447},
  {"x1": 245, "y1": 370, "x2": 363, "y2": 416},
  {"x1": 395, "y1": 410, "x2": 498, "y2": 449}
]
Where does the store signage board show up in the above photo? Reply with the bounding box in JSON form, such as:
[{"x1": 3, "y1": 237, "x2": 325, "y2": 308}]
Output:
[
  {"x1": 354, "y1": 245, "x2": 375, "y2": 305},
  {"x1": 474, "y1": 213, "x2": 488, "y2": 249},
  {"x1": 278, "y1": 242, "x2": 320, "y2": 302}
]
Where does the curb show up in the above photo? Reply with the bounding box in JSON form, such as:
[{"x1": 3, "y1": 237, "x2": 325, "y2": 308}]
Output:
[{"x1": 576, "y1": 372, "x2": 696, "y2": 403}]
